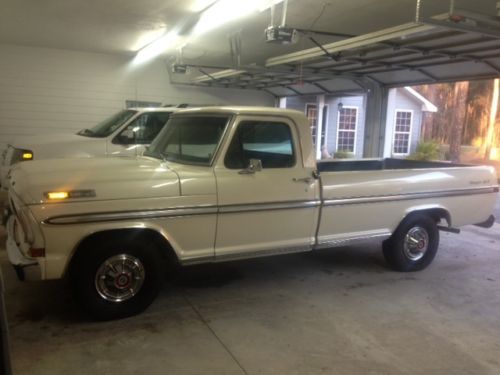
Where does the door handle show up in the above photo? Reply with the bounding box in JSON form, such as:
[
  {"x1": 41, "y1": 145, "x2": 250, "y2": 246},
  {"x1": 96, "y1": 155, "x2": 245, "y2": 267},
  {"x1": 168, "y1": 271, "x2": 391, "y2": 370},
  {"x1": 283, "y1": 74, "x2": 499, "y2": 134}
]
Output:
[{"x1": 293, "y1": 177, "x2": 314, "y2": 184}]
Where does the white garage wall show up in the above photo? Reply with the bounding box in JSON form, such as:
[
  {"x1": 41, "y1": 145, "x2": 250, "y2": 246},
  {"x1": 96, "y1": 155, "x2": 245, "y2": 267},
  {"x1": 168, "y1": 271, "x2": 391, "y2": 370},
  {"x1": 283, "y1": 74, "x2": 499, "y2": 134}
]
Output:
[{"x1": 0, "y1": 44, "x2": 274, "y2": 150}]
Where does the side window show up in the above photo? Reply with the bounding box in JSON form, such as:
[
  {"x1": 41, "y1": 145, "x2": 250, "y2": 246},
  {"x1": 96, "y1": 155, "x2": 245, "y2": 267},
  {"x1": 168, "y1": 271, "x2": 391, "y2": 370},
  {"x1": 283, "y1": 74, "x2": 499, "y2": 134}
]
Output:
[
  {"x1": 225, "y1": 121, "x2": 295, "y2": 169},
  {"x1": 114, "y1": 112, "x2": 170, "y2": 145}
]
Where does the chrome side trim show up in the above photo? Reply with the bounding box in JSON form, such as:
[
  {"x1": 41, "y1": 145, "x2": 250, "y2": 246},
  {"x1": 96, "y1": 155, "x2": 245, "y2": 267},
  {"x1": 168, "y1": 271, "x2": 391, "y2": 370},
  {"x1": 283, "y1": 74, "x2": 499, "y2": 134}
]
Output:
[
  {"x1": 211, "y1": 244, "x2": 312, "y2": 264},
  {"x1": 219, "y1": 200, "x2": 321, "y2": 214},
  {"x1": 44, "y1": 199, "x2": 321, "y2": 225},
  {"x1": 315, "y1": 233, "x2": 392, "y2": 249},
  {"x1": 44, "y1": 206, "x2": 218, "y2": 225},
  {"x1": 182, "y1": 234, "x2": 391, "y2": 265},
  {"x1": 323, "y1": 186, "x2": 498, "y2": 207}
]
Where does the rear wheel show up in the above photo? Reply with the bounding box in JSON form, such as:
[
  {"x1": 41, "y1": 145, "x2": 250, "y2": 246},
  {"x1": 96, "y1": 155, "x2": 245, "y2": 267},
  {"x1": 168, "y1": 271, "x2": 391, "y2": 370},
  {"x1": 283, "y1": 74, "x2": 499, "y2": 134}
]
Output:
[
  {"x1": 383, "y1": 214, "x2": 439, "y2": 272},
  {"x1": 71, "y1": 237, "x2": 164, "y2": 320}
]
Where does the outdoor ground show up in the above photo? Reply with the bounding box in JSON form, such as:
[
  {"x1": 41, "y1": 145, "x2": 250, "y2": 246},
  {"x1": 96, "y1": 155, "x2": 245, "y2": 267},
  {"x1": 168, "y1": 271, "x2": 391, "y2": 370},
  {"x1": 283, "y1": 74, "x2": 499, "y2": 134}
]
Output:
[{"x1": 0, "y1": 195, "x2": 499, "y2": 374}]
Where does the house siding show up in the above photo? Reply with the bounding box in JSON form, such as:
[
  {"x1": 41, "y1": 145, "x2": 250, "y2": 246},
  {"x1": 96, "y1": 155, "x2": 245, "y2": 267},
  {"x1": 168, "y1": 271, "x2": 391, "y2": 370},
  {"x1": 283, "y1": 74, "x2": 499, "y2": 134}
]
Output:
[
  {"x1": 324, "y1": 96, "x2": 366, "y2": 158},
  {"x1": 0, "y1": 44, "x2": 274, "y2": 152},
  {"x1": 384, "y1": 88, "x2": 423, "y2": 157},
  {"x1": 283, "y1": 95, "x2": 366, "y2": 159},
  {"x1": 282, "y1": 87, "x2": 432, "y2": 160}
]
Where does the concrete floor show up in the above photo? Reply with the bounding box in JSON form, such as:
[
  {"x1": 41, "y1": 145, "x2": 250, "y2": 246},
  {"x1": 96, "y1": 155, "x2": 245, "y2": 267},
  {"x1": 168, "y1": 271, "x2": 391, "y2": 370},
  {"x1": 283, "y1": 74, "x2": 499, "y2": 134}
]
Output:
[{"x1": 0, "y1": 198, "x2": 499, "y2": 374}]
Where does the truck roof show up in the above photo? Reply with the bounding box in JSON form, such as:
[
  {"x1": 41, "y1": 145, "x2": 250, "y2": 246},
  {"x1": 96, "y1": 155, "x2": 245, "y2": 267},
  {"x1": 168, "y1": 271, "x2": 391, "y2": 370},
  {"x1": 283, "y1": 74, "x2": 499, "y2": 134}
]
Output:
[
  {"x1": 173, "y1": 106, "x2": 307, "y2": 121},
  {"x1": 128, "y1": 106, "x2": 182, "y2": 113}
]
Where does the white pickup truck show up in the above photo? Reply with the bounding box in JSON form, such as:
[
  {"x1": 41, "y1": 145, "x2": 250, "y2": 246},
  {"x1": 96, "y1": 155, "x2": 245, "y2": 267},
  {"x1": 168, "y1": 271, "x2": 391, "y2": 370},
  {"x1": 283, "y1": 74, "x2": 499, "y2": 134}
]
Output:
[
  {"x1": 0, "y1": 106, "x2": 180, "y2": 189},
  {"x1": 4, "y1": 107, "x2": 498, "y2": 320}
]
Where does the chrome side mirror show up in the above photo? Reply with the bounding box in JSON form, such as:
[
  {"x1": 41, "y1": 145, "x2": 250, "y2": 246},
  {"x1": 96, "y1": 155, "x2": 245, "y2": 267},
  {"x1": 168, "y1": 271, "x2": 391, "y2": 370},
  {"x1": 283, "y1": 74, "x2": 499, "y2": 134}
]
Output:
[
  {"x1": 122, "y1": 129, "x2": 135, "y2": 140},
  {"x1": 239, "y1": 159, "x2": 262, "y2": 174}
]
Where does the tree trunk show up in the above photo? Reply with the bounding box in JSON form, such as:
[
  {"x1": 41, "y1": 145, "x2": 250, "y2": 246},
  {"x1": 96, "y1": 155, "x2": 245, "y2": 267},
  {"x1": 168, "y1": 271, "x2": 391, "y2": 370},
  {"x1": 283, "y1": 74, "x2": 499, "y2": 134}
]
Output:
[
  {"x1": 449, "y1": 81, "x2": 469, "y2": 163},
  {"x1": 421, "y1": 84, "x2": 436, "y2": 141},
  {"x1": 485, "y1": 78, "x2": 499, "y2": 160}
]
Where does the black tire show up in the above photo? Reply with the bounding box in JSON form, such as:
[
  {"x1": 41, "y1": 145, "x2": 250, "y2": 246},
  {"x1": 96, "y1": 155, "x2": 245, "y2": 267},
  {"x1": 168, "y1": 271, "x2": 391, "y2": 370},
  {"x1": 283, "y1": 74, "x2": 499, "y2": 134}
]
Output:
[
  {"x1": 71, "y1": 236, "x2": 164, "y2": 320},
  {"x1": 383, "y1": 213, "x2": 439, "y2": 272}
]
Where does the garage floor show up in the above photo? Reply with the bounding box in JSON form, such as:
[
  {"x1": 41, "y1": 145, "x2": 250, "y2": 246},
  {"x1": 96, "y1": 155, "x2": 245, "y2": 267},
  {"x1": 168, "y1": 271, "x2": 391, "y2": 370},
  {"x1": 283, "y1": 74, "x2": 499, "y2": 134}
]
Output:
[{"x1": 1, "y1": 201, "x2": 500, "y2": 375}]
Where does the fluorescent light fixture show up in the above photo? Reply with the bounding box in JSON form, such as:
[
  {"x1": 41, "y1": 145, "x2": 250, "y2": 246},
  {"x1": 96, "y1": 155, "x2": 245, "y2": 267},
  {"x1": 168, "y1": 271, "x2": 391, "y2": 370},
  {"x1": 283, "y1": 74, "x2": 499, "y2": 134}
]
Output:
[
  {"x1": 132, "y1": 27, "x2": 168, "y2": 52},
  {"x1": 190, "y1": 0, "x2": 218, "y2": 12},
  {"x1": 134, "y1": 0, "x2": 283, "y2": 63},
  {"x1": 193, "y1": 69, "x2": 247, "y2": 83},
  {"x1": 193, "y1": 0, "x2": 284, "y2": 35},
  {"x1": 266, "y1": 22, "x2": 435, "y2": 67},
  {"x1": 133, "y1": 32, "x2": 182, "y2": 65},
  {"x1": 256, "y1": 0, "x2": 284, "y2": 12}
]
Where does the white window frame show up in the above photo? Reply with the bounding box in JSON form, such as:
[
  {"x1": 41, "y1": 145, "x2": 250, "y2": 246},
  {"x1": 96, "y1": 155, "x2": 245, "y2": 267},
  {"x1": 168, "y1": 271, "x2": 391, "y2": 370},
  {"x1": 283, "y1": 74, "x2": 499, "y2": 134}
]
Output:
[
  {"x1": 392, "y1": 109, "x2": 413, "y2": 156},
  {"x1": 336, "y1": 105, "x2": 358, "y2": 154},
  {"x1": 305, "y1": 103, "x2": 318, "y2": 144},
  {"x1": 321, "y1": 104, "x2": 329, "y2": 148}
]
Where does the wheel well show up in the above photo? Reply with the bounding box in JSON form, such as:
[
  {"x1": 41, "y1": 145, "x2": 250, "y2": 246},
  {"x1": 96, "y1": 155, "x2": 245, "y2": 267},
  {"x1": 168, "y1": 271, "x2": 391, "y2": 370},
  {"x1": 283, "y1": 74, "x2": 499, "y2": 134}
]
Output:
[
  {"x1": 406, "y1": 208, "x2": 451, "y2": 227},
  {"x1": 67, "y1": 228, "x2": 179, "y2": 277}
]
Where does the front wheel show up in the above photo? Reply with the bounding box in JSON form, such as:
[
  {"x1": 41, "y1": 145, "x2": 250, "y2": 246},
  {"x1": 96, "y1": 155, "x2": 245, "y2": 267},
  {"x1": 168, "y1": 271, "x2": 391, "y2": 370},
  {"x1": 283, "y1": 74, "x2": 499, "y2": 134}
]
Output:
[
  {"x1": 71, "y1": 237, "x2": 164, "y2": 320},
  {"x1": 383, "y1": 214, "x2": 439, "y2": 272}
]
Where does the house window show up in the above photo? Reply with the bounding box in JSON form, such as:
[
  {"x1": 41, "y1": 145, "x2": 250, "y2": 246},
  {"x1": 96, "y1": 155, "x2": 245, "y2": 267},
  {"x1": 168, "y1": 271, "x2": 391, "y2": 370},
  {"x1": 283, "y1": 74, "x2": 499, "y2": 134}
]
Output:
[
  {"x1": 336, "y1": 107, "x2": 357, "y2": 152},
  {"x1": 305, "y1": 104, "x2": 317, "y2": 144},
  {"x1": 393, "y1": 110, "x2": 412, "y2": 155}
]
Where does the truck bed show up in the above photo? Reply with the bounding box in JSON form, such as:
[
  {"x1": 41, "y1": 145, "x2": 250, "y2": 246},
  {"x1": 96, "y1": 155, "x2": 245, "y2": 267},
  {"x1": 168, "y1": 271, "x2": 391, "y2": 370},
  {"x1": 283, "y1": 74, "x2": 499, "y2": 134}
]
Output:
[{"x1": 317, "y1": 158, "x2": 467, "y2": 173}]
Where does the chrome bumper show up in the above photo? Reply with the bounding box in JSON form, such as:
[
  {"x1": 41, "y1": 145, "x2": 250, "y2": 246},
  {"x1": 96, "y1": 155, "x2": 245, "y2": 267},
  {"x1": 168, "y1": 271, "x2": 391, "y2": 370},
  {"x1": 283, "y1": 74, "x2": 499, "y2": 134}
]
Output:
[{"x1": 5, "y1": 216, "x2": 41, "y2": 281}]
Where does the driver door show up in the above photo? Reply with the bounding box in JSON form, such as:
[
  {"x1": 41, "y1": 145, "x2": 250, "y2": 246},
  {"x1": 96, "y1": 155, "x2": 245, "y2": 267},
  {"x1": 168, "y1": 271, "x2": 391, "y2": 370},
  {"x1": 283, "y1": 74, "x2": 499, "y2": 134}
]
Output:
[{"x1": 214, "y1": 116, "x2": 320, "y2": 259}]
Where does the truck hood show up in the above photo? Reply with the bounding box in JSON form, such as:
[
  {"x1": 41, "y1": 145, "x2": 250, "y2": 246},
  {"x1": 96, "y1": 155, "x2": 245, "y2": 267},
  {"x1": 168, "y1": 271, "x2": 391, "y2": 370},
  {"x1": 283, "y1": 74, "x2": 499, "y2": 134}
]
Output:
[
  {"x1": 9, "y1": 156, "x2": 180, "y2": 205},
  {"x1": 10, "y1": 133, "x2": 104, "y2": 159}
]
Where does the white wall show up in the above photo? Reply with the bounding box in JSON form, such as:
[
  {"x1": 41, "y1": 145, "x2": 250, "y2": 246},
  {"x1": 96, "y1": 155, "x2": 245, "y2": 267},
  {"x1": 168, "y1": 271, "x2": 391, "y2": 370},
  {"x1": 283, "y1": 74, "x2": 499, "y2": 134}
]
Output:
[{"x1": 0, "y1": 44, "x2": 274, "y2": 149}]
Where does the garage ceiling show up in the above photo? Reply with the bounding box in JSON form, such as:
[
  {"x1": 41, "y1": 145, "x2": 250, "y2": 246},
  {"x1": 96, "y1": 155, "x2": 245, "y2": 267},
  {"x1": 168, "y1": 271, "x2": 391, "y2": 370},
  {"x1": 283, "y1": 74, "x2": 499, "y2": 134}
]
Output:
[{"x1": 1, "y1": 0, "x2": 499, "y2": 95}]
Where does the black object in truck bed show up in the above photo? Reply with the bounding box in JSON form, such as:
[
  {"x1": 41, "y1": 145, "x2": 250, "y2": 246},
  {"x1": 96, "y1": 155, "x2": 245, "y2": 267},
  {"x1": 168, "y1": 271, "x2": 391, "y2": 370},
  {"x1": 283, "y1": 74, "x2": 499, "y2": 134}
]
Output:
[{"x1": 317, "y1": 158, "x2": 467, "y2": 173}]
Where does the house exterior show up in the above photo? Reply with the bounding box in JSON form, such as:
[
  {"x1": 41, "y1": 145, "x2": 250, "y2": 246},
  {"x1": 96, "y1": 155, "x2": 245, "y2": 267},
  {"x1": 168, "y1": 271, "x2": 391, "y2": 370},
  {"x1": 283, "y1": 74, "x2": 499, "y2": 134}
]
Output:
[
  {"x1": 382, "y1": 87, "x2": 438, "y2": 158},
  {"x1": 281, "y1": 87, "x2": 437, "y2": 159}
]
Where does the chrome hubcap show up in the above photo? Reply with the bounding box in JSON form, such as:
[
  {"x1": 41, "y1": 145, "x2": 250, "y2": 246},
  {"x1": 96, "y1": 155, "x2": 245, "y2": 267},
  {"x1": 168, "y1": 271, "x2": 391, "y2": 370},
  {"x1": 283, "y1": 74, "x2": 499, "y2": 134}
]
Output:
[
  {"x1": 95, "y1": 254, "x2": 145, "y2": 303},
  {"x1": 403, "y1": 227, "x2": 429, "y2": 261}
]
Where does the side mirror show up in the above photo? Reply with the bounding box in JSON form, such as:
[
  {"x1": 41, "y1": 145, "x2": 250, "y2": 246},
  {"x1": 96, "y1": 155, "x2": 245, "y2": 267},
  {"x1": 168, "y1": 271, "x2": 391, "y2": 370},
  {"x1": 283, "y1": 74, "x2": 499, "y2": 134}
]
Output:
[
  {"x1": 239, "y1": 159, "x2": 263, "y2": 174},
  {"x1": 122, "y1": 129, "x2": 135, "y2": 140}
]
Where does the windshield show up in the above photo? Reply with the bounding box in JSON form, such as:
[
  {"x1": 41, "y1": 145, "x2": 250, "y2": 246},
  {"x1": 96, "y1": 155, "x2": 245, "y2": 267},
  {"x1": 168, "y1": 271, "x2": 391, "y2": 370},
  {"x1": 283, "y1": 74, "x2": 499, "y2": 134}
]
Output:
[
  {"x1": 145, "y1": 115, "x2": 230, "y2": 165},
  {"x1": 78, "y1": 110, "x2": 137, "y2": 138}
]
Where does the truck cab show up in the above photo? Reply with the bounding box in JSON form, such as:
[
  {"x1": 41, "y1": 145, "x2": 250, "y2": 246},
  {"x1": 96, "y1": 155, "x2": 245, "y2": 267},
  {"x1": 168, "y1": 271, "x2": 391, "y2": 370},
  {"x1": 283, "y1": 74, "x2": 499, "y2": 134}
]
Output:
[{"x1": 0, "y1": 106, "x2": 180, "y2": 189}]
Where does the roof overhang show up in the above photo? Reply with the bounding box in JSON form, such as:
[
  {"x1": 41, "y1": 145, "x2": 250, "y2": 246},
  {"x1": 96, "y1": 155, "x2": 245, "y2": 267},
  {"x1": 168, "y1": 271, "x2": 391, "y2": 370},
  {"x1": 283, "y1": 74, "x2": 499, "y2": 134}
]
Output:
[{"x1": 403, "y1": 87, "x2": 438, "y2": 112}]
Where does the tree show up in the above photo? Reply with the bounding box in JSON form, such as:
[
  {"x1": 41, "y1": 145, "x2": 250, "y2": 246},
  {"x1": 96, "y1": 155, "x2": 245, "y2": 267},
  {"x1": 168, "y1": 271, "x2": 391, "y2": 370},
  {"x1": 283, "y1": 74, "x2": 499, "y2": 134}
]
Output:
[
  {"x1": 484, "y1": 78, "x2": 499, "y2": 160},
  {"x1": 448, "y1": 81, "x2": 469, "y2": 163}
]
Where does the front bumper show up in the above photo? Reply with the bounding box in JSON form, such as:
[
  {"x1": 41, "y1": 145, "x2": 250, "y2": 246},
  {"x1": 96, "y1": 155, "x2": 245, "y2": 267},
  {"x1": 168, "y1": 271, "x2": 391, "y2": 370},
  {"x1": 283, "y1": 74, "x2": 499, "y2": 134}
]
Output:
[{"x1": 5, "y1": 216, "x2": 41, "y2": 281}]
